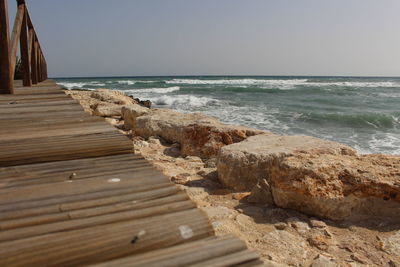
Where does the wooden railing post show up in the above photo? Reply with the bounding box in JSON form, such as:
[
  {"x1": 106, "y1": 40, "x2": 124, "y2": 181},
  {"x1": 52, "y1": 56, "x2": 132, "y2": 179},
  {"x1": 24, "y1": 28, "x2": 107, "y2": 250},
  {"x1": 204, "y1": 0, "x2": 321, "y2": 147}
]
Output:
[
  {"x1": 19, "y1": 2, "x2": 31, "y2": 86},
  {"x1": 0, "y1": 0, "x2": 14, "y2": 94},
  {"x1": 31, "y1": 37, "x2": 37, "y2": 84},
  {"x1": 9, "y1": 1, "x2": 24, "y2": 80}
]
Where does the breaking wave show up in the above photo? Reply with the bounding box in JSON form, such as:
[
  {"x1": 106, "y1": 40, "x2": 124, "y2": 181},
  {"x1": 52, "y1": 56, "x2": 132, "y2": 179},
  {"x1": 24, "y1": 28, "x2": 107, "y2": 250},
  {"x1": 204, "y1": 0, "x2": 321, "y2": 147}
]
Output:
[
  {"x1": 166, "y1": 78, "x2": 400, "y2": 89},
  {"x1": 126, "y1": 86, "x2": 180, "y2": 94},
  {"x1": 149, "y1": 95, "x2": 218, "y2": 108}
]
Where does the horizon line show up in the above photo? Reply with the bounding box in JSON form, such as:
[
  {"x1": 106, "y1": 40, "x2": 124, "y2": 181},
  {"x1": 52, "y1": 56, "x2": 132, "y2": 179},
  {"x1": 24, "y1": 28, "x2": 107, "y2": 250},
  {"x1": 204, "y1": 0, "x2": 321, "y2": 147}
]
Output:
[{"x1": 51, "y1": 74, "x2": 400, "y2": 79}]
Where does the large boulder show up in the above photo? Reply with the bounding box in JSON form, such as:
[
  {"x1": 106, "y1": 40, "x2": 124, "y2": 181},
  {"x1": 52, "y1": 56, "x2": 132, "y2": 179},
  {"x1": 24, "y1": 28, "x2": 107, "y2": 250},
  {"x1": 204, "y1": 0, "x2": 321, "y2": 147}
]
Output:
[
  {"x1": 122, "y1": 107, "x2": 268, "y2": 158},
  {"x1": 217, "y1": 134, "x2": 400, "y2": 220},
  {"x1": 181, "y1": 123, "x2": 269, "y2": 159},
  {"x1": 121, "y1": 104, "x2": 152, "y2": 128}
]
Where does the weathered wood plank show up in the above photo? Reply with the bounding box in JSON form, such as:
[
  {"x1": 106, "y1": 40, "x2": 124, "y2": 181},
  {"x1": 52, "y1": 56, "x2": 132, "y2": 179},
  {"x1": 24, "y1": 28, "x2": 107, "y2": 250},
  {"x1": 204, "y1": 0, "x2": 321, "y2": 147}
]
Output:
[
  {"x1": 0, "y1": 198, "x2": 195, "y2": 241},
  {"x1": 0, "y1": 130, "x2": 133, "y2": 167},
  {"x1": 0, "y1": 93, "x2": 70, "y2": 102},
  {"x1": 0, "y1": 209, "x2": 214, "y2": 266},
  {"x1": 91, "y1": 236, "x2": 259, "y2": 267}
]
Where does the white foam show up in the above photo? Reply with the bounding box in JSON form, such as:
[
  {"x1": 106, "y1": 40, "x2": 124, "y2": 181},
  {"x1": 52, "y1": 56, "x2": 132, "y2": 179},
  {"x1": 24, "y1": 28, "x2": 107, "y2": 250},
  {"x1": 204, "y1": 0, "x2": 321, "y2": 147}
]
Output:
[
  {"x1": 166, "y1": 78, "x2": 308, "y2": 89},
  {"x1": 57, "y1": 81, "x2": 105, "y2": 89},
  {"x1": 117, "y1": 80, "x2": 136, "y2": 85},
  {"x1": 165, "y1": 78, "x2": 400, "y2": 89},
  {"x1": 126, "y1": 86, "x2": 180, "y2": 94},
  {"x1": 367, "y1": 133, "x2": 400, "y2": 155},
  {"x1": 309, "y1": 81, "x2": 400, "y2": 88},
  {"x1": 57, "y1": 82, "x2": 86, "y2": 89},
  {"x1": 149, "y1": 95, "x2": 217, "y2": 108},
  {"x1": 135, "y1": 80, "x2": 158, "y2": 83}
]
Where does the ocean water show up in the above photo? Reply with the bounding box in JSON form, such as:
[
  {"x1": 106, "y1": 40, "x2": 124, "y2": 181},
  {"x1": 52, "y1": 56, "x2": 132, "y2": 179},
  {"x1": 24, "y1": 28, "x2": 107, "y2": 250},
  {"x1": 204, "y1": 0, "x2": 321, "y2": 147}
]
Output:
[{"x1": 56, "y1": 76, "x2": 400, "y2": 155}]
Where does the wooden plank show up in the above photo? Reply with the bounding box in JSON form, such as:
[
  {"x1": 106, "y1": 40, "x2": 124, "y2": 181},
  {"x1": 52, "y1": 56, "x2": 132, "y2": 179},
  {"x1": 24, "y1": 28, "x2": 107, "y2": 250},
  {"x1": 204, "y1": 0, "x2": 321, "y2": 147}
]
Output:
[
  {"x1": 0, "y1": 121, "x2": 123, "y2": 141},
  {"x1": 0, "y1": 0, "x2": 13, "y2": 94},
  {"x1": 0, "y1": 98, "x2": 79, "y2": 108},
  {"x1": 0, "y1": 198, "x2": 195, "y2": 241},
  {"x1": 0, "y1": 186, "x2": 181, "y2": 222},
  {"x1": 19, "y1": 4, "x2": 31, "y2": 86},
  {"x1": 0, "y1": 115, "x2": 109, "y2": 135},
  {"x1": 0, "y1": 101, "x2": 84, "y2": 114},
  {"x1": 0, "y1": 92, "x2": 70, "y2": 102},
  {"x1": 0, "y1": 168, "x2": 165, "y2": 205},
  {"x1": 0, "y1": 130, "x2": 133, "y2": 167},
  {"x1": 0, "y1": 209, "x2": 214, "y2": 266},
  {"x1": 0, "y1": 154, "x2": 148, "y2": 178},
  {"x1": 0, "y1": 109, "x2": 90, "y2": 120},
  {"x1": 90, "y1": 236, "x2": 257, "y2": 267},
  {"x1": 0, "y1": 181, "x2": 173, "y2": 217},
  {"x1": 0, "y1": 154, "x2": 153, "y2": 188}
]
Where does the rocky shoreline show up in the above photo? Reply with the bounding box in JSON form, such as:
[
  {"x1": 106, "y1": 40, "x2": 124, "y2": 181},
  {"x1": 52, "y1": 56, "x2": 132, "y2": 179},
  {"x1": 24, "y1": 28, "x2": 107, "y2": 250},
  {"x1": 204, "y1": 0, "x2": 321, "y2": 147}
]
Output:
[{"x1": 66, "y1": 88, "x2": 400, "y2": 267}]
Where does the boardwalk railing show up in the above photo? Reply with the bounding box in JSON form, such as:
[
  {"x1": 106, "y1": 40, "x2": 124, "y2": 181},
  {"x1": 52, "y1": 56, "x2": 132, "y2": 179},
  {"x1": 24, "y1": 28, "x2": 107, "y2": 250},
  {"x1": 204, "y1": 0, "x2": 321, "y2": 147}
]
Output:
[{"x1": 0, "y1": 0, "x2": 47, "y2": 94}]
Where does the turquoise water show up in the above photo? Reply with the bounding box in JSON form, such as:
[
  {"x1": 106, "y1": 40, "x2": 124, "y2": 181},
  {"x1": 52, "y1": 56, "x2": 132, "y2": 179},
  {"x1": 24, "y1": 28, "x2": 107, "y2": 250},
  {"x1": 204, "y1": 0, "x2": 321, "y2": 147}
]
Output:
[{"x1": 56, "y1": 76, "x2": 400, "y2": 155}]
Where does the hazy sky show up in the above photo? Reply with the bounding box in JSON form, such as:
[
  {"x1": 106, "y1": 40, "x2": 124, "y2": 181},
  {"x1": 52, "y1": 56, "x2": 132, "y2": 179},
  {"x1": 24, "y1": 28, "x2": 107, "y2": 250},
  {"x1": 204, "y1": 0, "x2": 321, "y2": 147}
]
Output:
[{"x1": 9, "y1": 0, "x2": 400, "y2": 77}]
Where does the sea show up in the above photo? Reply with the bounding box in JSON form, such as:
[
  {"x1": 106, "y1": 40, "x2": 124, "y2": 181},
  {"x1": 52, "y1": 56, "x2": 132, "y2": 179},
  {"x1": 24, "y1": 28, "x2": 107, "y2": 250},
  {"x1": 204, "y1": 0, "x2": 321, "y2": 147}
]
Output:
[{"x1": 56, "y1": 76, "x2": 400, "y2": 155}]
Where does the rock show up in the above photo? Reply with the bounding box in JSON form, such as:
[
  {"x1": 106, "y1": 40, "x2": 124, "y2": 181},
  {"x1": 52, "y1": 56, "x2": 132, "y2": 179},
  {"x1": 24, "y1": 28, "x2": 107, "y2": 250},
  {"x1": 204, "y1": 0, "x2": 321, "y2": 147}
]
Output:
[
  {"x1": 217, "y1": 134, "x2": 400, "y2": 220},
  {"x1": 384, "y1": 231, "x2": 400, "y2": 256},
  {"x1": 308, "y1": 233, "x2": 331, "y2": 251},
  {"x1": 350, "y1": 253, "x2": 369, "y2": 264},
  {"x1": 204, "y1": 158, "x2": 217, "y2": 168},
  {"x1": 389, "y1": 260, "x2": 400, "y2": 267},
  {"x1": 90, "y1": 89, "x2": 137, "y2": 105},
  {"x1": 287, "y1": 217, "x2": 310, "y2": 235},
  {"x1": 235, "y1": 214, "x2": 253, "y2": 227},
  {"x1": 262, "y1": 230, "x2": 310, "y2": 266},
  {"x1": 133, "y1": 98, "x2": 152, "y2": 108},
  {"x1": 148, "y1": 136, "x2": 162, "y2": 146},
  {"x1": 310, "y1": 219, "x2": 328, "y2": 228},
  {"x1": 264, "y1": 260, "x2": 288, "y2": 267},
  {"x1": 247, "y1": 179, "x2": 274, "y2": 206},
  {"x1": 311, "y1": 254, "x2": 339, "y2": 267},
  {"x1": 274, "y1": 222, "x2": 287, "y2": 230},
  {"x1": 232, "y1": 192, "x2": 250, "y2": 200},
  {"x1": 185, "y1": 156, "x2": 203, "y2": 163},
  {"x1": 202, "y1": 206, "x2": 237, "y2": 220},
  {"x1": 91, "y1": 103, "x2": 122, "y2": 117},
  {"x1": 123, "y1": 107, "x2": 267, "y2": 159},
  {"x1": 163, "y1": 146, "x2": 181, "y2": 158},
  {"x1": 181, "y1": 123, "x2": 268, "y2": 159},
  {"x1": 121, "y1": 104, "x2": 151, "y2": 129}
]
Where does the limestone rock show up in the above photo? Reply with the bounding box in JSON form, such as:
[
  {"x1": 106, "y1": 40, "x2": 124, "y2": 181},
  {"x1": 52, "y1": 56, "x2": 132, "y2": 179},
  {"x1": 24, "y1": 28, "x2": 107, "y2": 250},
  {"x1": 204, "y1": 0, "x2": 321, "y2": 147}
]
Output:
[
  {"x1": 121, "y1": 104, "x2": 151, "y2": 129},
  {"x1": 91, "y1": 103, "x2": 122, "y2": 117},
  {"x1": 311, "y1": 254, "x2": 340, "y2": 267},
  {"x1": 123, "y1": 107, "x2": 267, "y2": 158},
  {"x1": 217, "y1": 134, "x2": 400, "y2": 220},
  {"x1": 248, "y1": 178, "x2": 274, "y2": 205},
  {"x1": 181, "y1": 123, "x2": 267, "y2": 159},
  {"x1": 90, "y1": 89, "x2": 137, "y2": 105}
]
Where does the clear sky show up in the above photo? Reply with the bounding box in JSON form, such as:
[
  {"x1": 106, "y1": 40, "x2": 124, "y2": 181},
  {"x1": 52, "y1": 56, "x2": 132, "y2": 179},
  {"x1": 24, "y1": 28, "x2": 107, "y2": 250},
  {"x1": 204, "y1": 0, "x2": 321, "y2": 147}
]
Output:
[{"x1": 8, "y1": 0, "x2": 400, "y2": 77}]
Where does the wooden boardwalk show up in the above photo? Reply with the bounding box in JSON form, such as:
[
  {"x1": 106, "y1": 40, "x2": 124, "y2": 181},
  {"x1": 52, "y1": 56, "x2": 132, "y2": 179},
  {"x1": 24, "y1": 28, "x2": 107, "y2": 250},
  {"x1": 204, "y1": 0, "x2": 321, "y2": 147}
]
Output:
[{"x1": 0, "y1": 80, "x2": 264, "y2": 266}]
